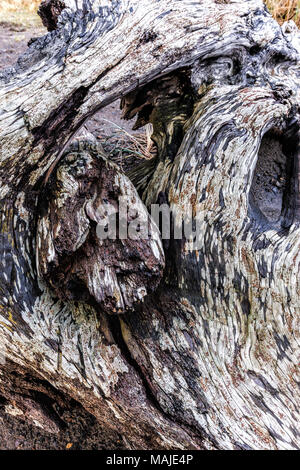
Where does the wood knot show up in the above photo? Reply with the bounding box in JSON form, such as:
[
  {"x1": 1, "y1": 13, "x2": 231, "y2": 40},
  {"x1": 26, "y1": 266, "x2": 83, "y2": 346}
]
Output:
[
  {"x1": 36, "y1": 149, "x2": 165, "y2": 314},
  {"x1": 38, "y1": 0, "x2": 66, "y2": 31}
]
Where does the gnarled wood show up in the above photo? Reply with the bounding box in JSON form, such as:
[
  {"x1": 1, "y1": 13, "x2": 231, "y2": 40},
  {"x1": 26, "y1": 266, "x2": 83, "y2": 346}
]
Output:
[
  {"x1": 0, "y1": 0, "x2": 299, "y2": 450},
  {"x1": 37, "y1": 140, "x2": 164, "y2": 314}
]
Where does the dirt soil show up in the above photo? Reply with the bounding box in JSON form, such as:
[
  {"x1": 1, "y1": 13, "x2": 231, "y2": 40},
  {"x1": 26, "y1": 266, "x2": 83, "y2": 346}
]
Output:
[{"x1": 0, "y1": 20, "x2": 141, "y2": 451}]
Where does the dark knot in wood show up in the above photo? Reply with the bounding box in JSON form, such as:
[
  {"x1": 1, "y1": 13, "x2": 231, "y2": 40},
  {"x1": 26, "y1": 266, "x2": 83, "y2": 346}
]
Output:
[
  {"x1": 36, "y1": 143, "x2": 165, "y2": 314},
  {"x1": 38, "y1": 0, "x2": 66, "y2": 31}
]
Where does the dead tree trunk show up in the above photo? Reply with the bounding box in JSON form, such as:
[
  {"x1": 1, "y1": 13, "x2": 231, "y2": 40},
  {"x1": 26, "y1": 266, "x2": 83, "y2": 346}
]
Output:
[{"x1": 0, "y1": 0, "x2": 299, "y2": 450}]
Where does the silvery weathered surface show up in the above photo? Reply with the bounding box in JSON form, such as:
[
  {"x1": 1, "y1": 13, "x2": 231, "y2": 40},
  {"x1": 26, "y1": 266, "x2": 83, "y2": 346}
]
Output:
[{"x1": 0, "y1": 0, "x2": 299, "y2": 449}]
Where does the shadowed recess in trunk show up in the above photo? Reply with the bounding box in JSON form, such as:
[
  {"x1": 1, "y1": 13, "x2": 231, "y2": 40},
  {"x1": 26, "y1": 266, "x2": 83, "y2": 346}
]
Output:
[{"x1": 250, "y1": 121, "x2": 300, "y2": 229}]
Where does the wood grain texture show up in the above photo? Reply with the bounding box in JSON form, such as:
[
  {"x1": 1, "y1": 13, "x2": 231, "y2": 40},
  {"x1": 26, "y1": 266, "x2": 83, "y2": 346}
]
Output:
[
  {"x1": 37, "y1": 141, "x2": 164, "y2": 313},
  {"x1": 0, "y1": 0, "x2": 299, "y2": 449}
]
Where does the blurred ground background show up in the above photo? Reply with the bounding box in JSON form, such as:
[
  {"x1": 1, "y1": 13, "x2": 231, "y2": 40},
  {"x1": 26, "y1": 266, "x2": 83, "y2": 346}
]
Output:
[
  {"x1": 0, "y1": 0, "x2": 298, "y2": 451},
  {"x1": 0, "y1": 0, "x2": 299, "y2": 26}
]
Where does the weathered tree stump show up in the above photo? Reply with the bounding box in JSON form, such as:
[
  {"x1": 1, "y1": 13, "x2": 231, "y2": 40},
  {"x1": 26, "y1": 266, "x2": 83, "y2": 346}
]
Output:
[{"x1": 0, "y1": 0, "x2": 299, "y2": 449}]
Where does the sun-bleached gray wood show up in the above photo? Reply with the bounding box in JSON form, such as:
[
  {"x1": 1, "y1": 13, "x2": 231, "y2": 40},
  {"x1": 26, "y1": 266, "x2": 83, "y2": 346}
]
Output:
[{"x1": 0, "y1": 0, "x2": 299, "y2": 449}]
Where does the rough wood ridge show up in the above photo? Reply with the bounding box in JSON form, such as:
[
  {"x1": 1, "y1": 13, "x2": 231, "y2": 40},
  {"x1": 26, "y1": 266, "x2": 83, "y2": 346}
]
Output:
[{"x1": 0, "y1": 0, "x2": 299, "y2": 449}]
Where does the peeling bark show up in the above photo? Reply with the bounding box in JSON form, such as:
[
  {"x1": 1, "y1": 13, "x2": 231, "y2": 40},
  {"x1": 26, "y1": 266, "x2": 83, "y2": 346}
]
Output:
[{"x1": 0, "y1": 0, "x2": 299, "y2": 450}]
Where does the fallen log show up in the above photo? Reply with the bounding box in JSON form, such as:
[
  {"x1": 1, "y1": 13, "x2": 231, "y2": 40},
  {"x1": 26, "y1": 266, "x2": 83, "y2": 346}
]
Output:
[{"x1": 0, "y1": 0, "x2": 299, "y2": 449}]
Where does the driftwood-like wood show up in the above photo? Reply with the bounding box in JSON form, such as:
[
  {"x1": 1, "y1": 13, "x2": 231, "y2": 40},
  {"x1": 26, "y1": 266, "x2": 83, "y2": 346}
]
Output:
[
  {"x1": 37, "y1": 140, "x2": 164, "y2": 314},
  {"x1": 0, "y1": 0, "x2": 299, "y2": 449}
]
